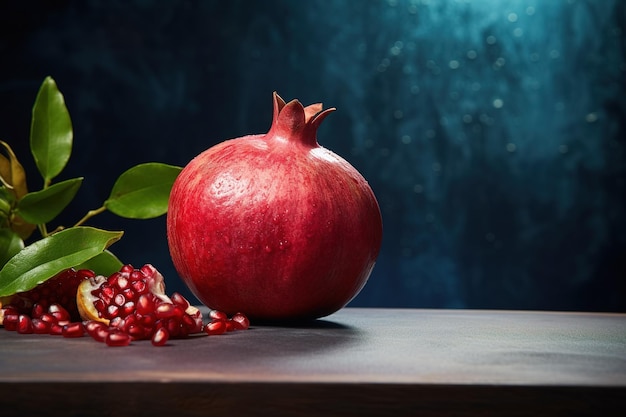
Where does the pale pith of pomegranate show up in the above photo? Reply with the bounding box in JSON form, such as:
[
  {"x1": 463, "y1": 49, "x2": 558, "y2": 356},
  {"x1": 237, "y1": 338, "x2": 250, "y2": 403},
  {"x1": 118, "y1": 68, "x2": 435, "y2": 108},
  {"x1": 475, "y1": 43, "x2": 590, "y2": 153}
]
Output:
[{"x1": 167, "y1": 92, "x2": 383, "y2": 321}]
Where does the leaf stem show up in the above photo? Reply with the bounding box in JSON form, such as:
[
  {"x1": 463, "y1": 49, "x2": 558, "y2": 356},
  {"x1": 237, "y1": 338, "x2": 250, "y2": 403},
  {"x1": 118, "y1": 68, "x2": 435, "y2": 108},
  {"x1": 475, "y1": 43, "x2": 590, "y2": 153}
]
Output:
[
  {"x1": 73, "y1": 205, "x2": 107, "y2": 228},
  {"x1": 38, "y1": 223, "x2": 48, "y2": 238}
]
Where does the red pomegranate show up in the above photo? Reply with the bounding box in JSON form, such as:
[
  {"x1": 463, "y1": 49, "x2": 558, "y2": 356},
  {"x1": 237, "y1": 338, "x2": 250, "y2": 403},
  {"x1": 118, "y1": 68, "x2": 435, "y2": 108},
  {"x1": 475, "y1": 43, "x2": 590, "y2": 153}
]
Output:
[{"x1": 167, "y1": 93, "x2": 383, "y2": 321}]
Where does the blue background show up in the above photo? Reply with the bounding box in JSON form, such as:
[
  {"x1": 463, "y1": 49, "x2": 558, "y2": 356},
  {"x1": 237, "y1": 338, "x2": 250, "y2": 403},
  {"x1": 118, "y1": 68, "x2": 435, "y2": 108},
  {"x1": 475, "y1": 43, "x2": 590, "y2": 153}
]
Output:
[{"x1": 1, "y1": 0, "x2": 624, "y2": 312}]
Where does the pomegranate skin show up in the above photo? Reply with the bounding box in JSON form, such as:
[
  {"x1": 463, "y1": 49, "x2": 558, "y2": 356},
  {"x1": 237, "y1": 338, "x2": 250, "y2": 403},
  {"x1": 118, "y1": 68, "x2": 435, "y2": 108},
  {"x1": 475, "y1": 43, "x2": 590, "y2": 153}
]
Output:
[{"x1": 167, "y1": 93, "x2": 383, "y2": 321}]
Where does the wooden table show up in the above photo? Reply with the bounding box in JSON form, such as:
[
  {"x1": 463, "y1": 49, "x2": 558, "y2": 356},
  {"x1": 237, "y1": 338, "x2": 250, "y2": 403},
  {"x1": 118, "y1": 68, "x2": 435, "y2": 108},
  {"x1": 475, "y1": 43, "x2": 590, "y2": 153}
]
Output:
[{"x1": 1, "y1": 308, "x2": 625, "y2": 416}]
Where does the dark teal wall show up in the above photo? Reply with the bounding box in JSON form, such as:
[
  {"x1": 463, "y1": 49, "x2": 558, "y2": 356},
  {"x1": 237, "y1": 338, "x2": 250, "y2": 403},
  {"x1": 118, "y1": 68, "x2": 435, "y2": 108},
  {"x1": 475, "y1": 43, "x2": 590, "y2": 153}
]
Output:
[{"x1": 1, "y1": 0, "x2": 624, "y2": 311}]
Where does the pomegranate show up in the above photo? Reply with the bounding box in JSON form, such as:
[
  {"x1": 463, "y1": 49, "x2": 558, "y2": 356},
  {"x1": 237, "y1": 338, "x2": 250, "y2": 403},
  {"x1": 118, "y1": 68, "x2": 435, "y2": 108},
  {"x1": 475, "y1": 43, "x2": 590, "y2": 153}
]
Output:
[{"x1": 167, "y1": 92, "x2": 383, "y2": 321}]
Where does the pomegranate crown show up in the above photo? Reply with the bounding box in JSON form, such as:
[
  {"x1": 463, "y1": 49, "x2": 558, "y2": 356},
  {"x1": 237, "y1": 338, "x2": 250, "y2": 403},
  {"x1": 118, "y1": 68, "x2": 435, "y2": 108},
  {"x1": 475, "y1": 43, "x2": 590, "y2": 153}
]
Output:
[{"x1": 268, "y1": 92, "x2": 336, "y2": 147}]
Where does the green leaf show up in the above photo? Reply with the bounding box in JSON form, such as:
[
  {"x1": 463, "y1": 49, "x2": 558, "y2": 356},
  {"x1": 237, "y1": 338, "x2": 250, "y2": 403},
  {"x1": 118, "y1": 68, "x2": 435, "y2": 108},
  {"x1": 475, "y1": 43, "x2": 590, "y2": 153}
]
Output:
[
  {"x1": 0, "y1": 226, "x2": 123, "y2": 297},
  {"x1": 15, "y1": 177, "x2": 83, "y2": 224},
  {"x1": 30, "y1": 76, "x2": 73, "y2": 183},
  {"x1": 104, "y1": 163, "x2": 182, "y2": 219},
  {"x1": 74, "y1": 250, "x2": 123, "y2": 276},
  {"x1": 0, "y1": 229, "x2": 24, "y2": 267}
]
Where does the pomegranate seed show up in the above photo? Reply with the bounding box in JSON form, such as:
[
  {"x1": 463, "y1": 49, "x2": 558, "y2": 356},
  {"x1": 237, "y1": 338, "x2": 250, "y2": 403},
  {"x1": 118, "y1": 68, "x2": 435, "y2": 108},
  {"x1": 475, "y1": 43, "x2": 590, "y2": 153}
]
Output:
[
  {"x1": 116, "y1": 276, "x2": 129, "y2": 291},
  {"x1": 17, "y1": 315, "x2": 33, "y2": 334},
  {"x1": 231, "y1": 312, "x2": 250, "y2": 330},
  {"x1": 2, "y1": 314, "x2": 19, "y2": 331},
  {"x1": 120, "y1": 264, "x2": 134, "y2": 273},
  {"x1": 39, "y1": 313, "x2": 56, "y2": 324},
  {"x1": 131, "y1": 279, "x2": 147, "y2": 294},
  {"x1": 106, "y1": 330, "x2": 131, "y2": 347},
  {"x1": 170, "y1": 292, "x2": 190, "y2": 309},
  {"x1": 181, "y1": 314, "x2": 196, "y2": 331},
  {"x1": 156, "y1": 318, "x2": 180, "y2": 338},
  {"x1": 130, "y1": 270, "x2": 144, "y2": 281},
  {"x1": 93, "y1": 299, "x2": 106, "y2": 315},
  {"x1": 209, "y1": 310, "x2": 228, "y2": 321},
  {"x1": 48, "y1": 304, "x2": 70, "y2": 322},
  {"x1": 106, "y1": 304, "x2": 120, "y2": 319},
  {"x1": 100, "y1": 284, "x2": 115, "y2": 303},
  {"x1": 205, "y1": 319, "x2": 227, "y2": 335},
  {"x1": 136, "y1": 294, "x2": 156, "y2": 315},
  {"x1": 151, "y1": 327, "x2": 169, "y2": 346},
  {"x1": 155, "y1": 303, "x2": 182, "y2": 319},
  {"x1": 109, "y1": 316, "x2": 125, "y2": 328},
  {"x1": 107, "y1": 272, "x2": 120, "y2": 288},
  {"x1": 77, "y1": 269, "x2": 96, "y2": 279},
  {"x1": 31, "y1": 303, "x2": 46, "y2": 318},
  {"x1": 122, "y1": 301, "x2": 136, "y2": 316},
  {"x1": 49, "y1": 323, "x2": 64, "y2": 335},
  {"x1": 32, "y1": 318, "x2": 51, "y2": 334},
  {"x1": 140, "y1": 264, "x2": 155, "y2": 277},
  {"x1": 113, "y1": 293, "x2": 126, "y2": 307},
  {"x1": 122, "y1": 288, "x2": 135, "y2": 301},
  {"x1": 85, "y1": 321, "x2": 109, "y2": 342},
  {"x1": 62, "y1": 322, "x2": 85, "y2": 338},
  {"x1": 2, "y1": 305, "x2": 19, "y2": 316},
  {"x1": 225, "y1": 320, "x2": 235, "y2": 332},
  {"x1": 126, "y1": 324, "x2": 145, "y2": 340},
  {"x1": 138, "y1": 313, "x2": 156, "y2": 328}
]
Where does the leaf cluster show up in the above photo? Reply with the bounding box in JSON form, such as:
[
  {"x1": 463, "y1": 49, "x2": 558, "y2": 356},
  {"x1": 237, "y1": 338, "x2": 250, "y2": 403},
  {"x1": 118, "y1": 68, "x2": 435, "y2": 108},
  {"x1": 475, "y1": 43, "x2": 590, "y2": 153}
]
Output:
[{"x1": 0, "y1": 77, "x2": 181, "y2": 297}]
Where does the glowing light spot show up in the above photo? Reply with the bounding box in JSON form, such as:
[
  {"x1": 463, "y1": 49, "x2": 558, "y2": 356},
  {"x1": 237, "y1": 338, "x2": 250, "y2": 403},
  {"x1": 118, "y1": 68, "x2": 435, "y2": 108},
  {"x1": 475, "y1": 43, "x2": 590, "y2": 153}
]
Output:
[
  {"x1": 492, "y1": 98, "x2": 504, "y2": 108},
  {"x1": 401, "y1": 135, "x2": 412, "y2": 144},
  {"x1": 513, "y1": 27, "x2": 524, "y2": 37},
  {"x1": 393, "y1": 109, "x2": 404, "y2": 119},
  {"x1": 486, "y1": 35, "x2": 497, "y2": 45},
  {"x1": 507, "y1": 12, "x2": 518, "y2": 22},
  {"x1": 467, "y1": 49, "x2": 477, "y2": 59},
  {"x1": 506, "y1": 143, "x2": 516, "y2": 152},
  {"x1": 550, "y1": 49, "x2": 560, "y2": 59},
  {"x1": 462, "y1": 114, "x2": 473, "y2": 123},
  {"x1": 448, "y1": 59, "x2": 460, "y2": 69},
  {"x1": 526, "y1": 6, "x2": 536, "y2": 15},
  {"x1": 585, "y1": 112, "x2": 598, "y2": 123}
]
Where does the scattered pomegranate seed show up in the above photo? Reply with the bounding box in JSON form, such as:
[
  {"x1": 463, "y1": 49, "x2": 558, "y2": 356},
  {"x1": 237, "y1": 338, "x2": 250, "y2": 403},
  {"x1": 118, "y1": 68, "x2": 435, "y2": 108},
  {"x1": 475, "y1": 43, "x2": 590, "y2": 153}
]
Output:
[
  {"x1": 3, "y1": 314, "x2": 18, "y2": 331},
  {"x1": 49, "y1": 323, "x2": 64, "y2": 335},
  {"x1": 151, "y1": 327, "x2": 169, "y2": 346},
  {"x1": 17, "y1": 315, "x2": 33, "y2": 334},
  {"x1": 1, "y1": 264, "x2": 251, "y2": 347},
  {"x1": 208, "y1": 309, "x2": 228, "y2": 321},
  {"x1": 62, "y1": 322, "x2": 85, "y2": 338},
  {"x1": 205, "y1": 319, "x2": 227, "y2": 335},
  {"x1": 48, "y1": 303, "x2": 70, "y2": 322},
  {"x1": 106, "y1": 330, "x2": 131, "y2": 347},
  {"x1": 231, "y1": 312, "x2": 250, "y2": 330},
  {"x1": 84, "y1": 321, "x2": 109, "y2": 342},
  {"x1": 31, "y1": 318, "x2": 51, "y2": 334}
]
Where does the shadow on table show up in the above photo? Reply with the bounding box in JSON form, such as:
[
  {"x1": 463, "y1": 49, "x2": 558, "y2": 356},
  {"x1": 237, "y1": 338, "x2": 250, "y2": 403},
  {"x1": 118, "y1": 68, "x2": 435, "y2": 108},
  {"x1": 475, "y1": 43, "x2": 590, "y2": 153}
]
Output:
[{"x1": 238, "y1": 317, "x2": 364, "y2": 357}]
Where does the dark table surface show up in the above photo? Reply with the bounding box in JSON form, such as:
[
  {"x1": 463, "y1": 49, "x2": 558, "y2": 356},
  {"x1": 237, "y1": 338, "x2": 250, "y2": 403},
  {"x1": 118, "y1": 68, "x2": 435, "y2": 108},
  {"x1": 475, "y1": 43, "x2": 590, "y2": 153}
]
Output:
[{"x1": 1, "y1": 307, "x2": 625, "y2": 416}]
